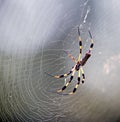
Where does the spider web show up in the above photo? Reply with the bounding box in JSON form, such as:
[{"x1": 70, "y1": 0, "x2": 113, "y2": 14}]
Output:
[{"x1": 0, "y1": 0, "x2": 120, "y2": 122}]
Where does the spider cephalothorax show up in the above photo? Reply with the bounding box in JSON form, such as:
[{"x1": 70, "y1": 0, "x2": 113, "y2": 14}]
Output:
[
  {"x1": 46, "y1": 27, "x2": 94, "y2": 95},
  {"x1": 75, "y1": 61, "x2": 81, "y2": 71}
]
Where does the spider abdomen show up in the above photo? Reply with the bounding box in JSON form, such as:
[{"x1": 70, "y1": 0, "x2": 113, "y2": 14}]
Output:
[{"x1": 81, "y1": 53, "x2": 91, "y2": 66}]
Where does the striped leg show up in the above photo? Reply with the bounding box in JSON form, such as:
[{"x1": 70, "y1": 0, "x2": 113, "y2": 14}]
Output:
[
  {"x1": 78, "y1": 27, "x2": 82, "y2": 61},
  {"x1": 45, "y1": 66, "x2": 75, "y2": 79},
  {"x1": 69, "y1": 69, "x2": 81, "y2": 95},
  {"x1": 80, "y1": 67, "x2": 85, "y2": 83},
  {"x1": 54, "y1": 66, "x2": 75, "y2": 78},
  {"x1": 88, "y1": 30, "x2": 94, "y2": 53},
  {"x1": 57, "y1": 70, "x2": 76, "y2": 92}
]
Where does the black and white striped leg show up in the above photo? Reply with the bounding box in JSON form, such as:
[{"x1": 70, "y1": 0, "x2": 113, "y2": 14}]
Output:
[
  {"x1": 57, "y1": 70, "x2": 76, "y2": 92},
  {"x1": 88, "y1": 30, "x2": 94, "y2": 53},
  {"x1": 54, "y1": 66, "x2": 75, "y2": 78},
  {"x1": 69, "y1": 69, "x2": 81, "y2": 95},
  {"x1": 78, "y1": 27, "x2": 82, "y2": 61},
  {"x1": 45, "y1": 66, "x2": 75, "y2": 79},
  {"x1": 80, "y1": 67, "x2": 85, "y2": 83}
]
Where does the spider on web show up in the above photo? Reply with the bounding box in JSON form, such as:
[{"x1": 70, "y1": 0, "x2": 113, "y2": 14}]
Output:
[{"x1": 46, "y1": 27, "x2": 94, "y2": 95}]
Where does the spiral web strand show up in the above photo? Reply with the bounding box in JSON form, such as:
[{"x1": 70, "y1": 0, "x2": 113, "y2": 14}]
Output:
[{"x1": 0, "y1": 0, "x2": 92, "y2": 122}]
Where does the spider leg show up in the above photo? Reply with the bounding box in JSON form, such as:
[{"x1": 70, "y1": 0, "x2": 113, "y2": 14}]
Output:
[
  {"x1": 80, "y1": 67, "x2": 85, "y2": 83},
  {"x1": 57, "y1": 70, "x2": 76, "y2": 92},
  {"x1": 63, "y1": 50, "x2": 77, "y2": 63},
  {"x1": 45, "y1": 66, "x2": 75, "y2": 79},
  {"x1": 78, "y1": 27, "x2": 82, "y2": 61},
  {"x1": 80, "y1": 31, "x2": 94, "y2": 66},
  {"x1": 69, "y1": 69, "x2": 81, "y2": 95},
  {"x1": 88, "y1": 30, "x2": 94, "y2": 53}
]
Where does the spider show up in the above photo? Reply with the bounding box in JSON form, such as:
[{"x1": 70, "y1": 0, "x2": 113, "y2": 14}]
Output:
[{"x1": 46, "y1": 27, "x2": 94, "y2": 95}]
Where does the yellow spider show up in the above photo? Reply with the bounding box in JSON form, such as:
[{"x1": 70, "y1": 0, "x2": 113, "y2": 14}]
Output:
[{"x1": 46, "y1": 27, "x2": 94, "y2": 95}]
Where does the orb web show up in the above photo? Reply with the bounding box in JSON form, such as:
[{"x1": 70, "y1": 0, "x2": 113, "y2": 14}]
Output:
[{"x1": 0, "y1": 0, "x2": 95, "y2": 122}]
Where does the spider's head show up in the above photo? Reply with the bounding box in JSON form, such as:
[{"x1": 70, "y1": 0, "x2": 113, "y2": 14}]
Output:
[
  {"x1": 75, "y1": 61, "x2": 81, "y2": 71},
  {"x1": 77, "y1": 61, "x2": 81, "y2": 65}
]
